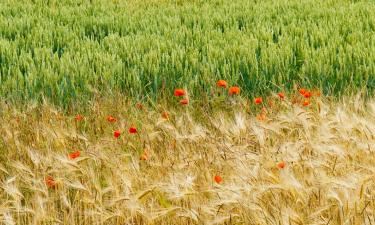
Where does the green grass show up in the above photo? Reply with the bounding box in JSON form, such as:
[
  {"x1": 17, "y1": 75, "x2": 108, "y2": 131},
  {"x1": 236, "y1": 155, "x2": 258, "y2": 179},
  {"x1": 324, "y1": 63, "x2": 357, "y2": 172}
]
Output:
[{"x1": 0, "y1": 0, "x2": 375, "y2": 107}]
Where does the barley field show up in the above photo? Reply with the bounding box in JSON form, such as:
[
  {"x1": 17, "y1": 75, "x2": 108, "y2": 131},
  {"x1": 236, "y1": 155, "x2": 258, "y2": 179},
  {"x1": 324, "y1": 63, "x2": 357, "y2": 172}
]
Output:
[
  {"x1": 1, "y1": 0, "x2": 375, "y2": 224},
  {"x1": 2, "y1": 95, "x2": 375, "y2": 225}
]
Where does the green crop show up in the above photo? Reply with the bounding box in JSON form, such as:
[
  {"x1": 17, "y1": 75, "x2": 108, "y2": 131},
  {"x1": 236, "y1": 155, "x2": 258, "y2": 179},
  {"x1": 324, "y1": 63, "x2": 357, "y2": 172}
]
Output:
[{"x1": 0, "y1": 0, "x2": 374, "y2": 108}]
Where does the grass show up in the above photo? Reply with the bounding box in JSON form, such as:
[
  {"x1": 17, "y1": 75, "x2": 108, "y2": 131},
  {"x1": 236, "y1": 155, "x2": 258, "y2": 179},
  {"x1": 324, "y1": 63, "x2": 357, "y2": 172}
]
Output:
[
  {"x1": 2, "y1": 93, "x2": 375, "y2": 224},
  {"x1": 0, "y1": 0, "x2": 375, "y2": 107}
]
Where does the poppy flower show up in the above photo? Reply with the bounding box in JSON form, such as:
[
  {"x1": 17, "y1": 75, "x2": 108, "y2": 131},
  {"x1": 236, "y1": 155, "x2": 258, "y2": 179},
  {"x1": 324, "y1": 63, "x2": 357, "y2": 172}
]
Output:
[
  {"x1": 68, "y1": 150, "x2": 80, "y2": 160},
  {"x1": 45, "y1": 176, "x2": 57, "y2": 189},
  {"x1": 254, "y1": 97, "x2": 263, "y2": 105},
  {"x1": 277, "y1": 92, "x2": 285, "y2": 99},
  {"x1": 277, "y1": 161, "x2": 285, "y2": 169},
  {"x1": 107, "y1": 116, "x2": 117, "y2": 123},
  {"x1": 161, "y1": 111, "x2": 170, "y2": 120},
  {"x1": 302, "y1": 100, "x2": 310, "y2": 106},
  {"x1": 216, "y1": 80, "x2": 227, "y2": 88},
  {"x1": 174, "y1": 89, "x2": 186, "y2": 97},
  {"x1": 129, "y1": 126, "x2": 137, "y2": 134},
  {"x1": 180, "y1": 99, "x2": 189, "y2": 105},
  {"x1": 299, "y1": 88, "x2": 307, "y2": 95},
  {"x1": 114, "y1": 130, "x2": 121, "y2": 138},
  {"x1": 303, "y1": 91, "x2": 312, "y2": 98},
  {"x1": 228, "y1": 86, "x2": 240, "y2": 95},
  {"x1": 214, "y1": 175, "x2": 222, "y2": 184},
  {"x1": 75, "y1": 114, "x2": 84, "y2": 121}
]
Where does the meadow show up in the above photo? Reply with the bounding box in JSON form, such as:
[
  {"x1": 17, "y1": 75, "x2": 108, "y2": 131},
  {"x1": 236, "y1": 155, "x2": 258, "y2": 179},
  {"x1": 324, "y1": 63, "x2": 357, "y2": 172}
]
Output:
[{"x1": 1, "y1": 0, "x2": 375, "y2": 224}]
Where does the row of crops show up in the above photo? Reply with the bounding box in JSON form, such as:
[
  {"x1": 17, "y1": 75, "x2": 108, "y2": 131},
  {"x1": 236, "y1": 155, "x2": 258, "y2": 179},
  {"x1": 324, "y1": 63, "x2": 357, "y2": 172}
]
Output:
[{"x1": 0, "y1": 0, "x2": 374, "y2": 106}]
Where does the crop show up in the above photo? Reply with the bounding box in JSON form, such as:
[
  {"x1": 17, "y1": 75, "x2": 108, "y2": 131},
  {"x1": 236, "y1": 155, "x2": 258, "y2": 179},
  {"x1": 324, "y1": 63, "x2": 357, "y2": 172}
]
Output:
[
  {"x1": 0, "y1": 0, "x2": 375, "y2": 107},
  {"x1": 1, "y1": 0, "x2": 375, "y2": 224},
  {"x1": 1, "y1": 92, "x2": 375, "y2": 224}
]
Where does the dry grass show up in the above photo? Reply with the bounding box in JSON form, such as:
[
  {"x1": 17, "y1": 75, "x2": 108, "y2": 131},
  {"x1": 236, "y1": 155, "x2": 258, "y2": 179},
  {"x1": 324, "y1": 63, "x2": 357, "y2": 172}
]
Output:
[{"x1": 1, "y1": 95, "x2": 375, "y2": 225}]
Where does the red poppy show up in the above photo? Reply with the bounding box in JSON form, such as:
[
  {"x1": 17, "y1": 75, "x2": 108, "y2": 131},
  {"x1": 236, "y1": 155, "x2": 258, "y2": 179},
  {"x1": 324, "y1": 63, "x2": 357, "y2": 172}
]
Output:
[
  {"x1": 277, "y1": 92, "x2": 285, "y2": 99},
  {"x1": 174, "y1": 89, "x2": 186, "y2": 97},
  {"x1": 114, "y1": 130, "x2": 121, "y2": 138},
  {"x1": 277, "y1": 161, "x2": 285, "y2": 169},
  {"x1": 107, "y1": 116, "x2": 117, "y2": 123},
  {"x1": 228, "y1": 86, "x2": 240, "y2": 95},
  {"x1": 180, "y1": 99, "x2": 189, "y2": 105},
  {"x1": 254, "y1": 97, "x2": 263, "y2": 105},
  {"x1": 129, "y1": 126, "x2": 137, "y2": 134},
  {"x1": 45, "y1": 176, "x2": 57, "y2": 189},
  {"x1": 216, "y1": 80, "x2": 227, "y2": 88},
  {"x1": 68, "y1": 150, "x2": 80, "y2": 160},
  {"x1": 302, "y1": 100, "x2": 310, "y2": 106},
  {"x1": 303, "y1": 91, "x2": 312, "y2": 98},
  {"x1": 161, "y1": 111, "x2": 170, "y2": 120},
  {"x1": 214, "y1": 175, "x2": 222, "y2": 184},
  {"x1": 75, "y1": 114, "x2": 84, "y2": 121},
  {"x1": 299, "y1": 88, "x2": 307, "y2": 95}
]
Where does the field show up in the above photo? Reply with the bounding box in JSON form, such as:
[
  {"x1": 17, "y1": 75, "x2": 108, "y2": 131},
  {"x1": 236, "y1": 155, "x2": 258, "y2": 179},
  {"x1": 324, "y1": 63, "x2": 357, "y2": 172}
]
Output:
[
  {"x1": 3, "y1": 96, "x2": 375, "y2": 224},
  {"x1": 1, "y1": 0, "x2": 375, "y2": 107},
  {"x1": 1, "y1": 0, "x2": 375, "y2": 224}
]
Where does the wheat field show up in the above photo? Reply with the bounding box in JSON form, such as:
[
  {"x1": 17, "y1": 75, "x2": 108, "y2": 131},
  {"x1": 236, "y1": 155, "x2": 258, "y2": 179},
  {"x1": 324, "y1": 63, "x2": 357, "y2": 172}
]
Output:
[
  {"x1": 1, "y1": 0, "x2": 375, "y2": 224},
  {"x1": 1, "y1": 93, "x2": 375, "y2": 225}
]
